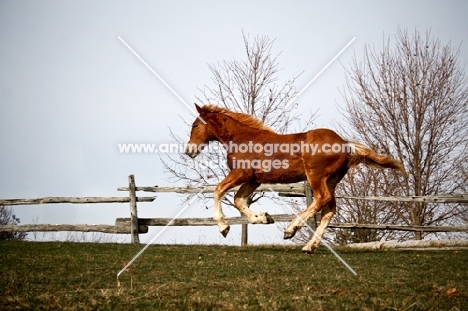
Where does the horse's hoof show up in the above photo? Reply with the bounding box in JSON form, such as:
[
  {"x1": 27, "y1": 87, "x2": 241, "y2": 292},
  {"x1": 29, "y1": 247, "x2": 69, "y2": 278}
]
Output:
[
  {"x1": 301, "y1": 247, "x2": 316, "y2": 254},
  {"x1": 264, "y1": 213, "x2": 274, "y2": 224},
  {"x1": 283, "y1": 230, "x2": 296, "y2": 240},
  {"x1": 220, "y1": 225, "x2": 230, "y2": 238}
]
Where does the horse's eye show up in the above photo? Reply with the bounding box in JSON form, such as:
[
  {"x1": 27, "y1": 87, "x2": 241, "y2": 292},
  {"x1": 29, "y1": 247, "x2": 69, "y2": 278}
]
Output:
[{"x1": 192, "y1": 124, "x2": 199, "y2": 129}]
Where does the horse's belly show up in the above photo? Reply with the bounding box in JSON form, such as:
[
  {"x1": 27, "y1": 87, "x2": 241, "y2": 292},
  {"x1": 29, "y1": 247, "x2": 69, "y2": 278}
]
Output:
[
  {"x1": 254, "y1": 167, "x2": 306, "y2": 183},
  {"x1": 256, "y1": 173, "x2": 306, "y2": 184}
]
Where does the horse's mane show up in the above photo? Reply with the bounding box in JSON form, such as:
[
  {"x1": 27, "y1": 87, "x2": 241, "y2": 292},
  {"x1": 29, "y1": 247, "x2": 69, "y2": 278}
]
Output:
[{"x1": 202, "y1": 104, "x2": 275, "y2": 133}]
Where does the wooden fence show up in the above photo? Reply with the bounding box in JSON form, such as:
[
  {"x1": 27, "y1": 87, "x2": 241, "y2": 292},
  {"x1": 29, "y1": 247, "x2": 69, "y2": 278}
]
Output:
[{"x1": 1, "y1": 175, "x2": 468, "y2": 244}]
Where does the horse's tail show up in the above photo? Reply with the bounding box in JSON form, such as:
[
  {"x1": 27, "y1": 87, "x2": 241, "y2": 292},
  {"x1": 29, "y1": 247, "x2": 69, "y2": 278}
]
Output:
[{"x1": 347, "y1": 142, "x2": 406, "y2": 174}]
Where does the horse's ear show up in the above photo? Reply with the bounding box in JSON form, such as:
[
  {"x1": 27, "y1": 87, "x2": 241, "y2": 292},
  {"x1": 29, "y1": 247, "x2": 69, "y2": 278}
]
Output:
[{"x1": 194, "y1": 103, "x2": 204, "y2": 114}]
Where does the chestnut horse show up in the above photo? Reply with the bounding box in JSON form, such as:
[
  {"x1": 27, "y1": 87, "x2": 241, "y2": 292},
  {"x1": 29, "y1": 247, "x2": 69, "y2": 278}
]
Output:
[{"x1": 186, "y1": 104, "x2": 405, "y2": 253}]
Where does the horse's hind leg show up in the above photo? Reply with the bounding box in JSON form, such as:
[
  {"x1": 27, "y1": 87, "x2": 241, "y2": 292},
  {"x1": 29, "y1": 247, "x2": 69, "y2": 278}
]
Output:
[
  {"x1": 284, "y1": 177, "x2": 331, "y2": 240},
  {"x1": 301, "y1": 172, "x2": 342, "y2": 253},
  {"x1": 283, "y1": 199, "x2": 322, "y2": 240},
  {"x1": 234, "y1": 181, "x2": 274, "y2": 224},
  {"x1": 301, "y1": 199, "x2": 336, "y2": 254}
]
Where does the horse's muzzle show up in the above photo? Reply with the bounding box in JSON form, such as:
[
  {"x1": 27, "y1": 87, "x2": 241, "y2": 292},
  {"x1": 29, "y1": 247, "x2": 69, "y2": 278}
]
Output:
[{"x1": 185, "y1": 143, "x2": 199, "y2": 158}]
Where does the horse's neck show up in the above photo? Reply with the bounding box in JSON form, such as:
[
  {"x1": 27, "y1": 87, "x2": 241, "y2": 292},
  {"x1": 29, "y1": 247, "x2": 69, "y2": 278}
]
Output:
[
  {"x1": 209, "y1": 115, "x2": 254, "y2": 143},
  {"x1": 215, "y1": 118, "x2": 274, "y2": 143}
]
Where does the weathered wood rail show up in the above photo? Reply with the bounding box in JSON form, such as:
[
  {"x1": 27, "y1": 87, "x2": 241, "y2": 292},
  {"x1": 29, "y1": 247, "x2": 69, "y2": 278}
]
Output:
[
  {"x1": 0, "y1": 196, "x2": 155, "y2": 206},
  {"x1": 1, "y1": 175, "x2": 467, "y2": 244},
  {"x1": 0, "y1": 224, "x2": 145, "y2": 234},
  {"x1": 115, "y1": 214, "x2": 468, "y2": 233},
  {"x1": 336, "y1": 194, "x2": 468, "y2": 204},
  {"x1": 117, "y1": 183, "x2": 305, "y2": 195}
]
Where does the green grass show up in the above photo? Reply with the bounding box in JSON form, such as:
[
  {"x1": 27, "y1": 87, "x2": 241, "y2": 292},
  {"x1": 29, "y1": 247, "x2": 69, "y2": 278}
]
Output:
[{"x1": 1, "y1": 241, "x2": 467, "y2": 310}]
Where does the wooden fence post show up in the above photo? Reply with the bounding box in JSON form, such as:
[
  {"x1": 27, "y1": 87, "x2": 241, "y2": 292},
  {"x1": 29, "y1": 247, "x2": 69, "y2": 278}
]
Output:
[
  {"x1": 128, "y1": 175, "x2": 140, "y2": 244},
  {"x1": 241, "y1": 196, "x2": 254, "y2": 246},
  {"x1": 241, "y1": 224, "x2": 248, "y2": 246}
]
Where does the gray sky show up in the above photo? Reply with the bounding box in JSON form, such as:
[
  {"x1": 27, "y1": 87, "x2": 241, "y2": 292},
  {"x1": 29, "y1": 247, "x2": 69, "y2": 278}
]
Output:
[{"x1": 1, "y1": 1, "x2": 467, "y2": 244}]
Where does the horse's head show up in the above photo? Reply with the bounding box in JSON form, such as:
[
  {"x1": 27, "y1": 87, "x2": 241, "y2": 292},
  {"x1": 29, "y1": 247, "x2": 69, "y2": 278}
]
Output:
[{"x1": 185, "y1": 104, "x2": 217, "y2": 158}]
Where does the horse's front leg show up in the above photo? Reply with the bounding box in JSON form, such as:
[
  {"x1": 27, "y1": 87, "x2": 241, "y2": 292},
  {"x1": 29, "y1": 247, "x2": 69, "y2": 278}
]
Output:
[
  {"x1": 213, "y1": 170, "x2": 250, "y2": 237},
  {"x1": 213, "y1": 189, "x2": 230, "y2": 237},
  {"x1": 234, "y1": 181, "x2": 274, "y2": 224}
]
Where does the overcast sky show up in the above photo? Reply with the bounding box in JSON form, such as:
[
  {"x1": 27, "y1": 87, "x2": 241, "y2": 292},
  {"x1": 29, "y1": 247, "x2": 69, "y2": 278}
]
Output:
[{"x1": 1, "y1": 1, "x2": 467, "y2": 244}]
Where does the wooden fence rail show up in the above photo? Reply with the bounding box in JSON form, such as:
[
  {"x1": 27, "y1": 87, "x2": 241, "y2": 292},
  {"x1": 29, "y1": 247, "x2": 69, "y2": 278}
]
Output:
[
  {"x1": 0, "y1": 224, "x2": 142, "y2": 234},
  {"x1": 115, "y1": 214, "x2": 468, "y2": 233},
  {"x1": 1, "y1": 176, "x2": 467, "y2": 243},
  {"x1": 0, "y1": 196, "x2": 155, "y2": 206},
  {"x1": 117, "y1": 183, "x2": 305, "y2": 195}
]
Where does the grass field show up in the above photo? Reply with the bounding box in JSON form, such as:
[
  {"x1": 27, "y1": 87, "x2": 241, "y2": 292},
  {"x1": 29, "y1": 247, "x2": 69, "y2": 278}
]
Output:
[{"x1": 1, "y1": 241, "x2": 467, "y2": 310}]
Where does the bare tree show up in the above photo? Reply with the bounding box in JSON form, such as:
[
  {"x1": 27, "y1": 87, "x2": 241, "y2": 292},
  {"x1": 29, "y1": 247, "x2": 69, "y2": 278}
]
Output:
[
  {"x1": 332, "y1": 168, "x2": 412, "y2": 244},
  {"x1": 340, "y1": 28, "x2": 468, "y2": 240},
  {"x1": 0, "y1": 205, "x2": 27, "y2": 241},
  {"x1": 161, "y1": 33, "x2": 315, "y2": 209}
]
